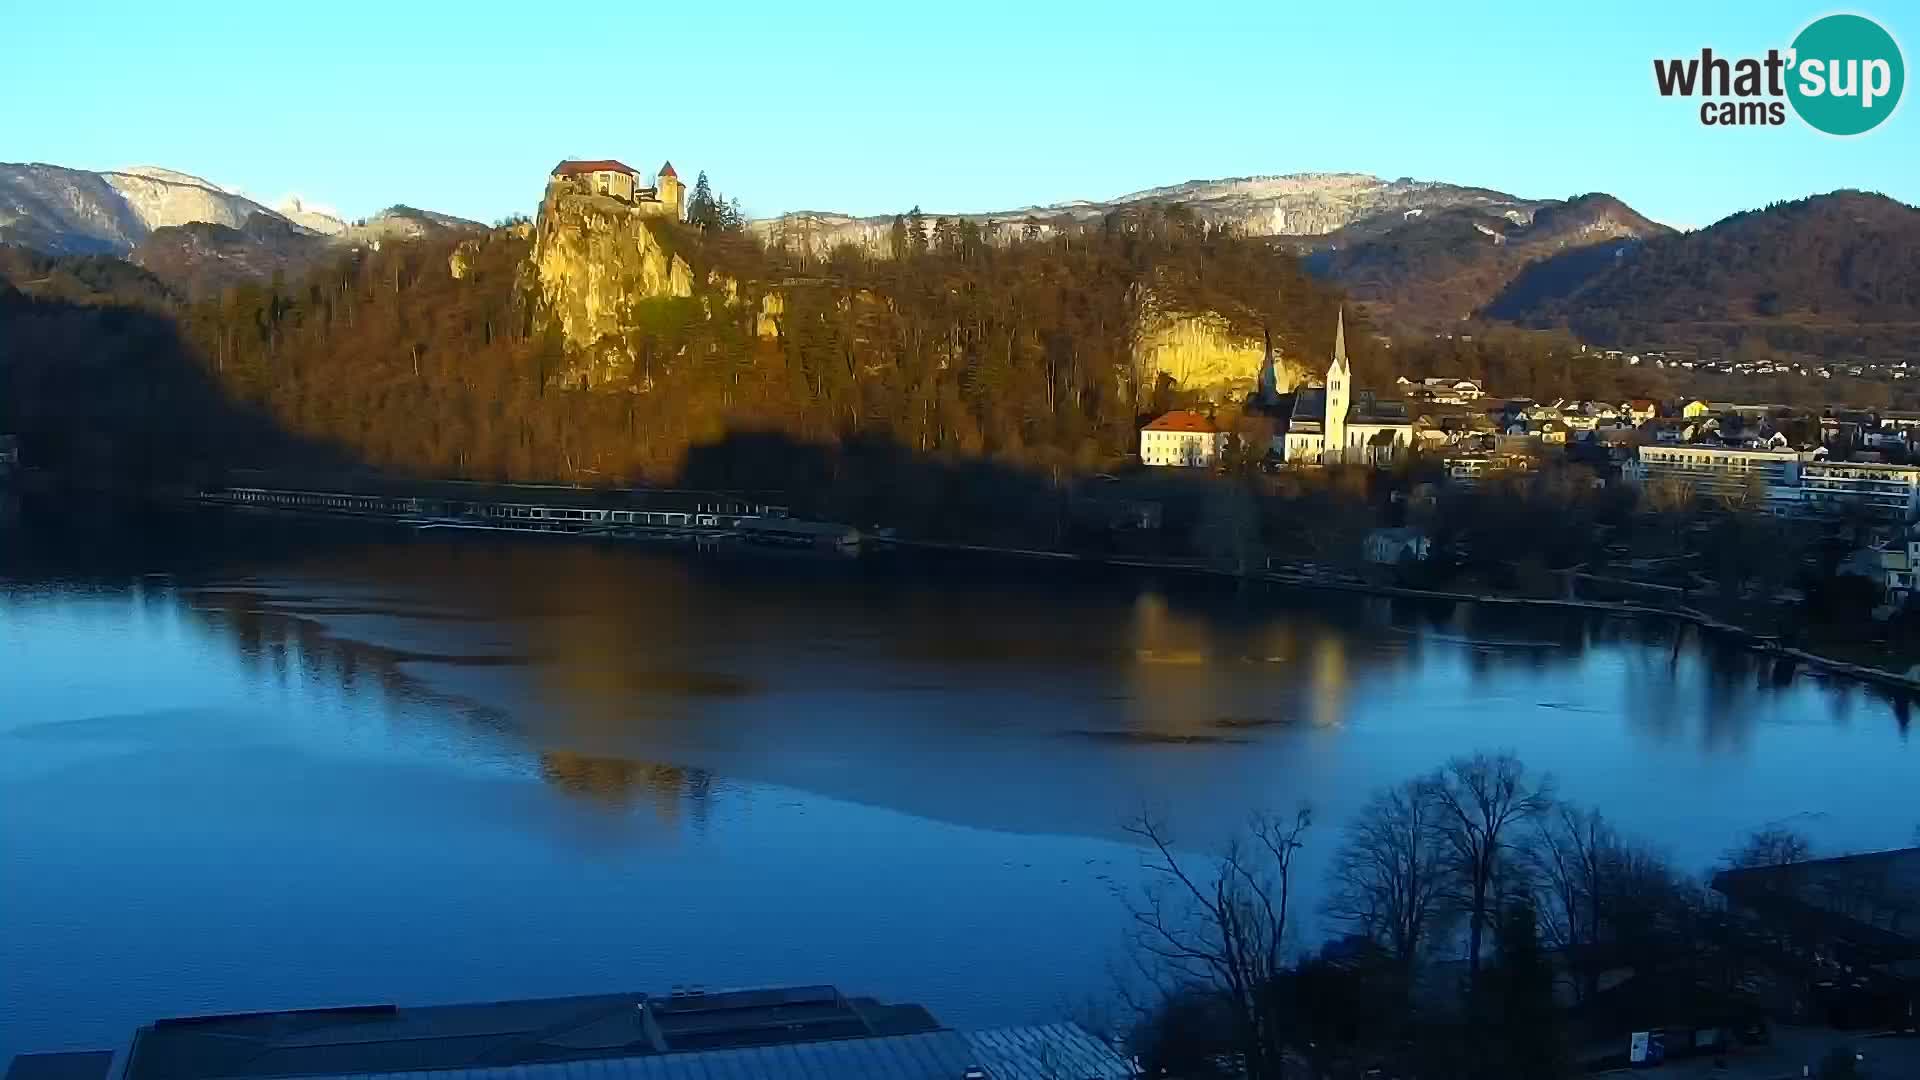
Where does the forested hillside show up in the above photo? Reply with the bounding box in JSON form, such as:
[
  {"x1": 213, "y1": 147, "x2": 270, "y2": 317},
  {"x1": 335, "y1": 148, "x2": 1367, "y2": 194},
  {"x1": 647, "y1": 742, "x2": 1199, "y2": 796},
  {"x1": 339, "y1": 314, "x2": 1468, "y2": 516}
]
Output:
[
  {"x1": 1486, "y1": 191, "x2": 1920, "y2": 359},
  {"x1": 1, "y1": 205, "x2": 1350, "y2": 493},
  {"x1": 1305, "y1": 193, "x2": 1667, "y2": 331}
]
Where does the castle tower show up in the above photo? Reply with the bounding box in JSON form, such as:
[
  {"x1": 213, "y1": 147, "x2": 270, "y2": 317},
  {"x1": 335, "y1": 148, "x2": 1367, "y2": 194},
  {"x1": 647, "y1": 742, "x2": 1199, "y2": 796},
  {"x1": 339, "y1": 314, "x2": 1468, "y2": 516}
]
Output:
[
  {"x1": 656, "y1": 161, "x2": 684, "y2": 221},
  {"x1": 1324, "y1": 307, "x2": 1351, "y2": 463}
]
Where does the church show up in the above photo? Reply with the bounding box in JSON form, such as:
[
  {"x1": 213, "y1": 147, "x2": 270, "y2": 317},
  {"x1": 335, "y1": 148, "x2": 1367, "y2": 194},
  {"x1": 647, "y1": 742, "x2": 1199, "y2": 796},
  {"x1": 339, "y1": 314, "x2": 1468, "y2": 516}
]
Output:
[{"x1": 1276, "y1": 311, "x2": 1413, "y2": 466}]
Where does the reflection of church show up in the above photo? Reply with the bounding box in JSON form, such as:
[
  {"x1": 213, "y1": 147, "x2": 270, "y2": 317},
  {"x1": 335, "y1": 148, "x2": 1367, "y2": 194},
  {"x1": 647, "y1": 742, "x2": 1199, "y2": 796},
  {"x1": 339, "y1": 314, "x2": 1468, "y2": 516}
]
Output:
[{"x1": 1270, "y1": 311, "x2": 1413, "y2": 466}]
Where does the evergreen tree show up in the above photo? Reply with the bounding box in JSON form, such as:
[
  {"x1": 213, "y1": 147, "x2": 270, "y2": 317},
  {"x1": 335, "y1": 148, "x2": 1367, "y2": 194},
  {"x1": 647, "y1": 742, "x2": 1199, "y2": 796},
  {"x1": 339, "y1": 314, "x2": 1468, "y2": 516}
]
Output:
[
  {"x1": 688, "y1": 171, "x2": 720, "y2": 233},
  {"x1": 888, "y1": 215, "x2": 908, "y2": 260},
  {"x1": 906, "y1": 205, "x2": 928, "y2": 255}
]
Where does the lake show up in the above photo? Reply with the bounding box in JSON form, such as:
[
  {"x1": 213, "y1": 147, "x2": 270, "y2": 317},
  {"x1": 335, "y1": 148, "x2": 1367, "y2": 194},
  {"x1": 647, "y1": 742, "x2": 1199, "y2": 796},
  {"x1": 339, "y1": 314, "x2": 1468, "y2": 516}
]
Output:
[{"x1": 3, "y1": 506, "x2": 1914, "y2": 1062}]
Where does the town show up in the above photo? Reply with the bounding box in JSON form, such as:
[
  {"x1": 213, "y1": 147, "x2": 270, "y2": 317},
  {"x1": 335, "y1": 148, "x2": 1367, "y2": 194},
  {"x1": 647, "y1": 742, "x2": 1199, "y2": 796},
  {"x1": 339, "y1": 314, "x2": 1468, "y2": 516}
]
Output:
[{"x1": 1132, "y1": 312, "x2": 1920, "y2": 630}]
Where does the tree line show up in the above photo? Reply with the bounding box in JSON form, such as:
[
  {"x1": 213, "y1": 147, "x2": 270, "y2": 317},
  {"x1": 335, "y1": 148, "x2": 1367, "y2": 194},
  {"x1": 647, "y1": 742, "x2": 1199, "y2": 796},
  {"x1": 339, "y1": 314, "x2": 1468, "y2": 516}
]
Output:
[{"x1": 1119, "y1": 749, "x2": 1854, "y2": 1079}]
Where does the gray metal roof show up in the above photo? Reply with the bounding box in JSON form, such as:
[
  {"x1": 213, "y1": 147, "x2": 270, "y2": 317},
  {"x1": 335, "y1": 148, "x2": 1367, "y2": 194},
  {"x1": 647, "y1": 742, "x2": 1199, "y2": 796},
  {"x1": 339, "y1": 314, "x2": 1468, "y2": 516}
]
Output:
[{"x1": 285, "y1": 1025, "x2": 1132, "y2": 1080}]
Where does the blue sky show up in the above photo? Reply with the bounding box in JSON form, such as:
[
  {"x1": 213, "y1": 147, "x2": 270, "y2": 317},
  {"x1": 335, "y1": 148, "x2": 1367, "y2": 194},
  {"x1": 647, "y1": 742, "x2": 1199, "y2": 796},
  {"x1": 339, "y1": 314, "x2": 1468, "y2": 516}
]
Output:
[{"x1": 6, "y1": 0, "x2": 1914, "y2": 228}]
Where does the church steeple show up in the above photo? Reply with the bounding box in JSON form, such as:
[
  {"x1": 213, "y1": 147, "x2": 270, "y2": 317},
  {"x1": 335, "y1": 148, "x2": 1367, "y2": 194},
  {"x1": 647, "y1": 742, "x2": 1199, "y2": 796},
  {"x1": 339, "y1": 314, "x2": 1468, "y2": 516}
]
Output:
[{"x1": 1325, "y1": 307, "x2": 1351, "y2": 463}]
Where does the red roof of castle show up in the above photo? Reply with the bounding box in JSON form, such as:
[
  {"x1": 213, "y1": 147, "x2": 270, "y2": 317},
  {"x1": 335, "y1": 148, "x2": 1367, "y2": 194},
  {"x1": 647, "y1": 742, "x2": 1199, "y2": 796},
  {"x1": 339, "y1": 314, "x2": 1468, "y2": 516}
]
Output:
[
  {"x1": 550, "y1": 159, "x2": 639, "y2": 177},
  {"x1": 657, "y1": 161, "x2": 677, "y2": 179}
]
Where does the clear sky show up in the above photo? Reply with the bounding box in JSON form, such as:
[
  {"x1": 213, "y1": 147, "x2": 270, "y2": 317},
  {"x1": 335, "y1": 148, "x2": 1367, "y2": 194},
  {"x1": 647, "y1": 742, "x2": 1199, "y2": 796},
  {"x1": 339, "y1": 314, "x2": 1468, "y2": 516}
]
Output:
[{"x1": 6, "y1": 0, "x2": 1914, "y2": 229}]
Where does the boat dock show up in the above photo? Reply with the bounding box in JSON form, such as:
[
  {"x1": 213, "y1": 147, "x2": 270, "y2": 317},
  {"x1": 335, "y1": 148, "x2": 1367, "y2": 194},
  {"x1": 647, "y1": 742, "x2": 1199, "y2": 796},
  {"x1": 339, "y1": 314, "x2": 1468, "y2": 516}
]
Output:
[{"x1": 193, "y1": 484, "x2": 860, "y2": 551}]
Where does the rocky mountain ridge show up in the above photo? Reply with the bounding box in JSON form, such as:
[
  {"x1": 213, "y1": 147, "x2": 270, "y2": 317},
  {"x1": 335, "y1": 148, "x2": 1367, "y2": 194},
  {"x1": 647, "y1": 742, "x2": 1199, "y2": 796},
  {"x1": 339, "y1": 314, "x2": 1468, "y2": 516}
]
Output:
[
  {"x1": 0, "y1": 162, "x2": 304, "y2": 255},
  {"x1": 749, "y1": 173, "x2": 1556, "y2": 257},
  {"x1": 0, "y1": 161, "x2": 476, "y2": 262}
]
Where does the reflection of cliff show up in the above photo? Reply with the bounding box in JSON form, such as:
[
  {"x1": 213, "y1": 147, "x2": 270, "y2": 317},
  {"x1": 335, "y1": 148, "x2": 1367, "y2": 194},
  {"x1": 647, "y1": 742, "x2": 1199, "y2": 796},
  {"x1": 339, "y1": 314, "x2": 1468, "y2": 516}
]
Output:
[
  {"x1": 1117, "y1": 587, "x2": 1359, "y2": 739},
  {"x1": 539, "y1": 751, "x2": 713, "y2": 825}
]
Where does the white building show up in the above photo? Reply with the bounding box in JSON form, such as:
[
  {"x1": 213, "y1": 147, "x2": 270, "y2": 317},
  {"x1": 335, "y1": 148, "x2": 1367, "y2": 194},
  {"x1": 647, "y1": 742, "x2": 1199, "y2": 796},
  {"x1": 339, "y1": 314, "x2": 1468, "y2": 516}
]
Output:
[
  {"x1": 1799, "y1": 461, "x2": 1920, "y2": 520},
  {"x1": 1140, "y1": 410, "x2": 1227, "y2": 468},
  {"x1": 1634, "y1": 445, "x2": 1808, "y2": 509},
  {"x1": 1280, "y1": 311, "x2": 1412, "y2": 465},
  {"x1": 1634, "y1": 445, "x2": 1920, "y2": 520}
]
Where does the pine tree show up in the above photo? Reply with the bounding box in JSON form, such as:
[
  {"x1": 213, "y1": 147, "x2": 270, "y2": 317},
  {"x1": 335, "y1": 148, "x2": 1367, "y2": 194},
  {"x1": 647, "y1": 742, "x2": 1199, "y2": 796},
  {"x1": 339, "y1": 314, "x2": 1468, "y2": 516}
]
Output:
[
  {"x1": 906, "y1": 205, "x2": 928, "y2": 255},
  {"x1": 688, "y1": 172, "x2": 719, "y2": 233}
]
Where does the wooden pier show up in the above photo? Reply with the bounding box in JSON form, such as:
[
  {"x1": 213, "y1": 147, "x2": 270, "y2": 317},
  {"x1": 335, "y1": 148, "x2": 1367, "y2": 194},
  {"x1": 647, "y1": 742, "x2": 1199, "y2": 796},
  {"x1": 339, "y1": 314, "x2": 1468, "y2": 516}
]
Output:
[{"x1": 194, "y1": 485, "x2": 860, "y2": 551}]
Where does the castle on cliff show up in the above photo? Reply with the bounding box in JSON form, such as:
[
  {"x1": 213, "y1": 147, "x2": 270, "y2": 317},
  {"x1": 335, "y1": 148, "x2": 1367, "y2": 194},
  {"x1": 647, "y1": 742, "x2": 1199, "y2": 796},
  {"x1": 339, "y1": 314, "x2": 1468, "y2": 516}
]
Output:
[{"x1": 547, "y1": 159, "x2": 684, "y2": 220}]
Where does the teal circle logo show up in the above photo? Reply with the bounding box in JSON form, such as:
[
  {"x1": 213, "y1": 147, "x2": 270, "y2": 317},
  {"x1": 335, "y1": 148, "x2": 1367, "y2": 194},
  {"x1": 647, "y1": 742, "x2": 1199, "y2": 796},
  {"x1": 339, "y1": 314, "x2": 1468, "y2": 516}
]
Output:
[{"x1": 1788, "y1": 13, "x2": 1905, "y2": 135}]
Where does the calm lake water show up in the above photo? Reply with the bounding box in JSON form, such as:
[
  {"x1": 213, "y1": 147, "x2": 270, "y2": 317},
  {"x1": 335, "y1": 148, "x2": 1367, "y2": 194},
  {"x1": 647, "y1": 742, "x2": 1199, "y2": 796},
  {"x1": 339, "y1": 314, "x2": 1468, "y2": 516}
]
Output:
[{"x1": 3, "y1": 507, "x2": 1915, "y2": 1061}]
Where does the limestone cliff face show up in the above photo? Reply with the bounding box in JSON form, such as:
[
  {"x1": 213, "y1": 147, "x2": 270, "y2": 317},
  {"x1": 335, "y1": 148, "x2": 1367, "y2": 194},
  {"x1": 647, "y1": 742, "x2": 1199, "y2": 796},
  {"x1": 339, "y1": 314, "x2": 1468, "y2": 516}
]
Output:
[
  {"x1": 525, "y1": 191, "x2": 694, "y2": 386},
  {"x1": 1134, "y1": 307, "x2": 1310, "y2": 396}
]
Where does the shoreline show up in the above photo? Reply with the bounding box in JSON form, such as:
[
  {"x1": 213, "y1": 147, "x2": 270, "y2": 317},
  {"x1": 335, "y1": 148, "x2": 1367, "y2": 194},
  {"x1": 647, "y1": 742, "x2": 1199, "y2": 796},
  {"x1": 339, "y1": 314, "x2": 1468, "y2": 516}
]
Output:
[
  {"x1": 889, "y1": 538, "x2": 1920, "y2": 696},
  {"x1": 17, "y1": 486, "x2": 1914, "y2": 698}
]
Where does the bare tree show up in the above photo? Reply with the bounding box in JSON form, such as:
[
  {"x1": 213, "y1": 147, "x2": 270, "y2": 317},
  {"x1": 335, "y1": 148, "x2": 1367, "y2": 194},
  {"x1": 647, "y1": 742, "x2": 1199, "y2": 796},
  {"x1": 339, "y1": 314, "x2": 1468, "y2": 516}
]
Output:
[
  {"x1": 1430, "y1": 751, "x2": 1555, "y2": 987},
  {"x1": 1532, "y1": 805, "x2": 1688, "y2": 1002},
  {"x1": 1123, "y1": 808, "x2": 1312, "y2": 1080},
  {"x1": 1531, "y1": 803, "x2": 1617, "y2": 1002},
  {"x1": 1725, "y1": 824, "x2": 1814, "y2": 869},
  {"x1": 1325, "y1": 778, "x2": 1449, "y2": 973}
]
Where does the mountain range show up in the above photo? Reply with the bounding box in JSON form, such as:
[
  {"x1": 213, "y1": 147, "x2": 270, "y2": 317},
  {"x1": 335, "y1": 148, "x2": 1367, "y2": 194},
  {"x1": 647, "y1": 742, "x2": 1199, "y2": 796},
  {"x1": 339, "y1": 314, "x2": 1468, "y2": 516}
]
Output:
[
  {"x1": 1485, "y1": 190, "x2": 1920, "y2": 360},
  {"x1": 0, "y1": 162, "x2": 488, "y2": 297},
  {"x1": 0, "y1": 163, "x2": 346, "y2": 254},
  {"x1": 5, "y1": 161, "x2": 1914, "y2": 363},
  {"x1": 750, "y1": 173, "x2": 1671, "y2": 331}
]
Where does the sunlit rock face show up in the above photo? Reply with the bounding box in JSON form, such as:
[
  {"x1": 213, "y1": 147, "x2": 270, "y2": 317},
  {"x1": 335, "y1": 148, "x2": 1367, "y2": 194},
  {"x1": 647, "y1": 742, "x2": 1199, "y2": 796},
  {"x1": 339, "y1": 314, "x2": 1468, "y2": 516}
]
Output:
[
  {"x1": 1133, "y1": 307, "x2": 1311, "y2": 397},
  {"x1": 524, "y1": 189, "x2": 695, "y2": 387}
]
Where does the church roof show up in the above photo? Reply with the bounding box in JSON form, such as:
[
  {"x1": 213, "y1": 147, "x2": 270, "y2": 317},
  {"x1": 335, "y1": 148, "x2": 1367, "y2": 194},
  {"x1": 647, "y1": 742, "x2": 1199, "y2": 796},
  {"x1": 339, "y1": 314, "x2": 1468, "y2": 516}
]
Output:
[
  {"x1": 657, "y1": 161, "x2": 678, "y2": 179},
  {"x1": 1333, "y1": 307, "x2": 1347, "y2": 366},
  {"x1": 551, "y1": 159, "x2": 639, "y2": 177},
  {"x1": 1290, "y1": 388, "x2": 1327, "y2": 420}
]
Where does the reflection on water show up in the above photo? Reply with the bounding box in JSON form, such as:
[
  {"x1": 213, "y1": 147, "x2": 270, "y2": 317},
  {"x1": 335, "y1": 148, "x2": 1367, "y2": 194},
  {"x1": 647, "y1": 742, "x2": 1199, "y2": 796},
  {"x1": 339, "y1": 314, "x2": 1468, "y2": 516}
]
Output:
[
  {"x1": 539, "y1": 752, "x2": 715, "y2": 827},
  {"x1": 1, "y1": 508, "x2": 1914, "y2": 1062}
]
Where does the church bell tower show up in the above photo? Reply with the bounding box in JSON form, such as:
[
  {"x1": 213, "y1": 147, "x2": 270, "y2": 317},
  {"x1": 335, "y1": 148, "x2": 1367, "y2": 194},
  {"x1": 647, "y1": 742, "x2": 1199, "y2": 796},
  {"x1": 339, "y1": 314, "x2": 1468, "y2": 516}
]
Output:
[{"x1": 1325, "y1": 308, "x2": 1351, "y2": 463}]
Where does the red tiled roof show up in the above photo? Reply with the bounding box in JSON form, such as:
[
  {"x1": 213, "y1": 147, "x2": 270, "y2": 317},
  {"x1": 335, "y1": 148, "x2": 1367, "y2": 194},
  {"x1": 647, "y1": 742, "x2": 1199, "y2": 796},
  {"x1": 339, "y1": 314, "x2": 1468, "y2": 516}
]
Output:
[
  {"x1": 551, "y1": 159, "x2": 639, "y2": 177},
  {"x1": 657, "y1": 160, "x2": 678, "y2": 179},
  {"x1": 1143, "y1": 410, "x2": 1218, "y2": 433}
]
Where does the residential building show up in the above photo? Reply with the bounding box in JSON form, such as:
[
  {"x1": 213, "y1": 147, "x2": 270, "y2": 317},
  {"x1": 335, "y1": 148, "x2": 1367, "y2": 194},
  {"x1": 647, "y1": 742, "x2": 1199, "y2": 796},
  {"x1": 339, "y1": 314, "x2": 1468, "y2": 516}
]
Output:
[
  {"x1": 1395, "y1": 376, "x2": 1484, "y2": 404},
  {"x1": 1363, "y1": 526, "x2": 1431, "y2": 565},
  {"x1": 4, "y1": 985, "x2": 1134, "y2": 1080},
  {"x1": 1681, "y1": 399, "x2": 1712, "y2": 418},
  {"x1": 1442, "y1": 453, "x2": 1529, "y2": 488},
  {"x1": 1140, "y1": 410, "x2": 1227, "y2": 467},
  {"x1": 1634, "y1": 445, "x2": 1808, "y2": 510},
  {"x1": 1626, "y1": 398, "x2": 1658, "y2": 424},
  {"x1": 1800, "y1": 461, "x2": 1920, "y2": 520},
  {"x1": 1712, "y1": 848, "x2": 1920, "y2": 1031}
]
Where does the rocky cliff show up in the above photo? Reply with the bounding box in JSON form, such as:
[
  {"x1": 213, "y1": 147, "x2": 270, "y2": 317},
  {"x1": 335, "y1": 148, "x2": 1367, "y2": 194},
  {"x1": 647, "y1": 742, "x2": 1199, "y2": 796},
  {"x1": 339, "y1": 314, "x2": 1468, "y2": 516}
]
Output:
[
  {"x1": 1134, "y1": 307, "x2": 1312, "y2": 396},
  {"x1": 523, "y1": 189, "x2": 695, "y2": 388}
]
